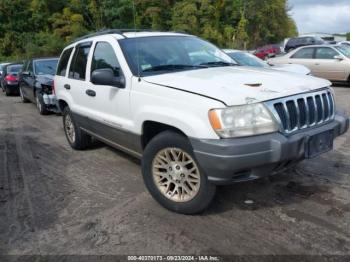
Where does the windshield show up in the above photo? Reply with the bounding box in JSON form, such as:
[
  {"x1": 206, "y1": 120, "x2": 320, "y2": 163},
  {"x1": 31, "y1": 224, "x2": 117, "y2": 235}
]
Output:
[
  {"x1": 335, "y1": 45, "x2": 350, "y2": 58},
  {"x1": 227, "y1": 51, "x2": 269, "y2": 68},
  {"x1": 34, "y1": 59, "x2": 58, "y2": 75},
  {"x1": 8, "y1": 64, "x2": 22, "y2": 74},
  {"x1": 119, "y1": 36, "x2": 236, "y2": 76}
]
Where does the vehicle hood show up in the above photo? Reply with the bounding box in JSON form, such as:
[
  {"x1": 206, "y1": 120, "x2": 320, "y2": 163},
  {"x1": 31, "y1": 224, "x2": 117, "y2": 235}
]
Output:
[
  {"x1": 143, "y1": 67, "x2": 330, "y2": 106},
  {"x1": 271, "y1": 64, "x2": 311, "y2": 75},
  {"x1": 36, "y1": 74, "x2": 54, "y2": 86}
]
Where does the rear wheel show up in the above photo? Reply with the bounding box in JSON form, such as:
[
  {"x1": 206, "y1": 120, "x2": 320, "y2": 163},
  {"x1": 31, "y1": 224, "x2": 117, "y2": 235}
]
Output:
[
  {"x1": 62, "y1": 106, "x2": 91, "y2": 150},
  {"x1": 5, "y1": 86, "x2": 11, "y2": 96},
  {"x1": 35, "y1": 91, "x2": 49, "y2": 115},
  {"x1": 142, "y1": 131, "x2": 216, "y2": 214}
]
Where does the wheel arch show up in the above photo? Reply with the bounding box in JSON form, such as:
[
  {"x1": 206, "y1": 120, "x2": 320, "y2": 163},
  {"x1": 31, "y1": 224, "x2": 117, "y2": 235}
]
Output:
[
  {"x1": 141, "y1": 121, "x2": 188, "y2": 150},
  {"x1": 58, "y1": 99, "x2": 69, "y2": 112}
]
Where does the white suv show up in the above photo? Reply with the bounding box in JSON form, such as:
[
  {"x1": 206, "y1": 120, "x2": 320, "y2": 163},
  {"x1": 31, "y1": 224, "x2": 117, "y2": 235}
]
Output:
[{"x1": 55, "y1": 30, "x2": 349, "y2": 214}]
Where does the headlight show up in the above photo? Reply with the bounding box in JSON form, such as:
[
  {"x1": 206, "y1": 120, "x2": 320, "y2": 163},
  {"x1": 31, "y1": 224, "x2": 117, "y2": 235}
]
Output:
[{"x1": 208, "y1": 103, "x2": 278, "y2": 138}]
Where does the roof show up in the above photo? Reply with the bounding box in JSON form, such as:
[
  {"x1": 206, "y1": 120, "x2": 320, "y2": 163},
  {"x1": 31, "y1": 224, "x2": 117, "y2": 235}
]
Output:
[
  {"x1": 222, "y1": 49, "x2": 239, "y2": 53},
  {"x1": 31, "y1": 57, "x2": 59, "y2": 62},
  {"x1": 297, "y1": 44, "x2": 343, "y2": 48},
  {"x1": 3, "y1": 62, "x2": 23, "y2": 67}
]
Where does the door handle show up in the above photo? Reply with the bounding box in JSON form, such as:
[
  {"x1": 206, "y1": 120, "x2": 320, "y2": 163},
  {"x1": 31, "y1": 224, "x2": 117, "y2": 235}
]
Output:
[
  {"x1": 86, "y1": 89, "x2": 96, "y2": 97},
  {"x1": 64, "y1": 84, "x2": 71, "y2": 90}
]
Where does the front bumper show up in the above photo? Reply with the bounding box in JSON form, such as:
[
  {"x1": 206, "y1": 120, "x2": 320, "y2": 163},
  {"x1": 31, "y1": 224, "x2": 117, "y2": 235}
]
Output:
[
  {"x1": 191, "y1": 111, "x2": 349, "y2": 185},
  {"x1": 42, "y1": 94, "x2": 60, "y2": 113}
]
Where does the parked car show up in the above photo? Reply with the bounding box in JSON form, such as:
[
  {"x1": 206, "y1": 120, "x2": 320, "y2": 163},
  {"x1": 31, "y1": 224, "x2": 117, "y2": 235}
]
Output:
[
  {"x1": 268, "y1": 44, "x2": 350, "y2": 82},
  {"x1": 1, "y1": 63, "x2": 23, "y2": 96},
  {"x1": 19, "y1": 58, "x2": 60, "y2": 115},
  {"x1": 223, "y1": 49, "x2": 311, "y2": 75},
  {"x1": 285, "y1": 36, "x2": 325, "y2": 53},
  {"x1": 0, "y1": 62, "x2": 10, "y2": 81},
  {"x1": 339, "y1": 41, "x2": 350, "y2": 46},
  {"x1": 253, "y1": 44, "x2": 282, "y2": 60},
  {"x1": 55, "y1": 30, "x2": 348, "y2": 214}
]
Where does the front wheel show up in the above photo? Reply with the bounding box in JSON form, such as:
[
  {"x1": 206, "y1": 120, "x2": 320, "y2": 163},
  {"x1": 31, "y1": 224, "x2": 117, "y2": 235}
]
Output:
[
  {"x1": 142, "y1": 131, "x2": 216, "y2": 214},
  {"x1": 36, "y1": 91, "x2": 49, "y2": 115},
  {"x1": 20, "y1": 87, "x2": 29, "y2": 103}
]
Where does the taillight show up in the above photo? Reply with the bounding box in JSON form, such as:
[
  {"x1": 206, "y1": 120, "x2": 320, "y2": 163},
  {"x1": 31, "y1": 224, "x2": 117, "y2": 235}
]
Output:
[{"x1": 5, "y1": 74, "x2": 18, "y2": 81}]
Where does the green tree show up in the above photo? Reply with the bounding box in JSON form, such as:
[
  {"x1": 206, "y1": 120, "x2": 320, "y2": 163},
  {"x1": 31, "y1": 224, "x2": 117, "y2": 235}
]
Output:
[{"x1": 0, "y1": 0, "x2": 299, "y2": 60}]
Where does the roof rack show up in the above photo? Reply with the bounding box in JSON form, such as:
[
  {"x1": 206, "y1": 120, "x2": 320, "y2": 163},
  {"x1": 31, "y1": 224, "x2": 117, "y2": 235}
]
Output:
[
  {"x1": 72, "y1": 29, "x2": 157, "y2": 43},
  {"x1": 72, "y1": 29, "x2": 188, "y2": 43}
]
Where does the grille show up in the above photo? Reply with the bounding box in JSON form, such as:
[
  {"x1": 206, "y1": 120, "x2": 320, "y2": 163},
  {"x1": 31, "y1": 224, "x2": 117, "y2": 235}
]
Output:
[{"x1": 266, "y1": 89, "x2": 335, "y2": 134}]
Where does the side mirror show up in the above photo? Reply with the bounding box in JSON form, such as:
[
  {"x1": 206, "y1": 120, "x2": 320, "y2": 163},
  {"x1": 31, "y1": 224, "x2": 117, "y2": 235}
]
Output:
[
  {"x1": 334, "y1": 55, "x2": 344, "y2": 61},
  {"x1": 91, "y1": 68, "x2": 125, "y2": 88}
]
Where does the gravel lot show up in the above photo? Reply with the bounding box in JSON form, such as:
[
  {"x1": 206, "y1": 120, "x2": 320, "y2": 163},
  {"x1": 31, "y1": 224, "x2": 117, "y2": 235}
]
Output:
[{"x1": 0, "y1": 86, "x2": 350, "y2": 256}]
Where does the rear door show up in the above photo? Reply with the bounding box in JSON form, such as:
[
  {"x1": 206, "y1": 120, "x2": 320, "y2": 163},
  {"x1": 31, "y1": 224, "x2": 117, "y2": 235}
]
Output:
[
  {"x1": 313, "y1": 47, "x2": 347, "y2": 81},
  {"x1": 289, "y1": 47, "x2": 316, "y2": 71},
  {"x1": 22, "y1": 60, "x2": 35, "y2": 101},
  {"x1": 64, "y1": 42, "x2": 93, "y2": 127}
]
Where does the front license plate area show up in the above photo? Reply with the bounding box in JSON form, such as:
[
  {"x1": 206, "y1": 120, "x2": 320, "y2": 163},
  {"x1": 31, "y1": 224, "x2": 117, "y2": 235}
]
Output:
[{"x1": 306, "y1": 130, "x2": 333, "y2": 159}]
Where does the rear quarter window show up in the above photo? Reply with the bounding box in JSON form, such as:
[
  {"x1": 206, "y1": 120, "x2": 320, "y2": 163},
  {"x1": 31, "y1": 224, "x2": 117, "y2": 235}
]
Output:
[{"x1": 57, "y1": 48, "x2": 73, "y2": 76}]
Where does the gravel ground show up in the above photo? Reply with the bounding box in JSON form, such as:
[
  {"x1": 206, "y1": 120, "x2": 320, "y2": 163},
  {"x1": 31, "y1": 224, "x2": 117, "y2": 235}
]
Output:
[{"x1": 0, "y1": 86, "x2": 349, "y2": 256}]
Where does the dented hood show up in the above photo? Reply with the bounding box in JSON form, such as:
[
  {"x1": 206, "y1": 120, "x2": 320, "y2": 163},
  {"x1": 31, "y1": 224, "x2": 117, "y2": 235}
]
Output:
[{"x1": 144, "y1": 66, "x2": 331, "y2": 106}]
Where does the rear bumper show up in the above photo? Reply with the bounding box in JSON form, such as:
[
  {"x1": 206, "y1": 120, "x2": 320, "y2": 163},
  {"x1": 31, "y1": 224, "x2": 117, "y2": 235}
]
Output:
[
  {"x1": 191, "y1": 110, "x2": 349, "y2": 185},
  {"x1": 4, "y1": 83, "x2": 19, "y2": 92}
]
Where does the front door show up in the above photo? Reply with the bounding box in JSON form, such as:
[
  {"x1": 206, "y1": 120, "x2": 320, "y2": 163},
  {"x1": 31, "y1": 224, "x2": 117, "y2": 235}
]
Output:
[
  {"x1": 81, "y1": 40, "x2": 132, "y2": 150},
  {"x1": 313, "y1": 47, "x2": 347, "y2": 81}
]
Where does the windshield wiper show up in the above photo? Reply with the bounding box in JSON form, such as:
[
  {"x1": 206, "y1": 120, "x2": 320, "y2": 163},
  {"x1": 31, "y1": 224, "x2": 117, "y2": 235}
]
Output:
[
  {"x1": 200, "y1": 61, "x2": 238, "y2": 67},
  {"x1": 143, "y1": 64, "x2": 207, "y2": 72}
]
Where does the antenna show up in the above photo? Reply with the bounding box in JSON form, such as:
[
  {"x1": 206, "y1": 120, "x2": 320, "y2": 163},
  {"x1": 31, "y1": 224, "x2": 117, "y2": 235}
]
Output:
[{"x1": 132, "y1": 0, "x2": 141, "y2": 82}]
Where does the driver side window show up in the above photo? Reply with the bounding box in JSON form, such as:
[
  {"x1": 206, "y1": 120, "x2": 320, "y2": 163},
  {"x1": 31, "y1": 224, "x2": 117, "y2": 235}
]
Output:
[
  {"x1": 315, "y1": 47, "x2": 338, "y2": 59},
  {"x1": 91, "y1": 42, "x2": 122, "y2": 77}
]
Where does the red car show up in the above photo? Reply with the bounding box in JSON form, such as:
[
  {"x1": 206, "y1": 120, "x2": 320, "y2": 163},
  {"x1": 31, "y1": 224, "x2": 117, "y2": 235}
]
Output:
[{"x1": 254, "y1": 44, "x2": 281, "y2": 60}]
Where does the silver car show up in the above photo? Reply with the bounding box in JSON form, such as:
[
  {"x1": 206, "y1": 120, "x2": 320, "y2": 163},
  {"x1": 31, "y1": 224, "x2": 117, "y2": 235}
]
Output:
[
  {"x1": 268, "y1": 44, "x2": 350, "y2": 82},
  {"x1": 224, "y1": 49, "x2": 311, "y2": 75}
]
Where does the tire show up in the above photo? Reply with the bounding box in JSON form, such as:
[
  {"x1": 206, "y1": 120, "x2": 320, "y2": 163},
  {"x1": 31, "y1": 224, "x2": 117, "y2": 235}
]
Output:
[
  {"x1": 20, "y1": 87, "x2": 29, "y2": 103},
  {"x1": 5, "y1": 86, "x2": 11, "y2": 96},
  {"x1": 35, "y1": 91, "x2": 49, "y2": 115},
  {"x1": 142, "y1": 131, "x2": 216, "y2": 214},
  {"x1": 62, "y1": 106, "x2": 91, "y2": 150}
]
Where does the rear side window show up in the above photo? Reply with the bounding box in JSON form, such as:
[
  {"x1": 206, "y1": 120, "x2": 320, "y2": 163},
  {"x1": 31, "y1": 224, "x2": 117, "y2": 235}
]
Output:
[
  {"x1": 69, "y1": 44, "x2": 91, "y2": 80},
  {"x1": 291, "y1": 48, "x2": 315, "y2": 59},
  {"x1": 91, "y1": 42, "x2": 121, "y2": 77},
  {"x1": 57, "y1": 48, "x2": 73, "y2": 76}
]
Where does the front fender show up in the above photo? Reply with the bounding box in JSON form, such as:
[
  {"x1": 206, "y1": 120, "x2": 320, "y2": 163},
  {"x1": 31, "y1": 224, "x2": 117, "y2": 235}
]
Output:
[{"x1": 134, "y1": 105, "x2": 219, "y2": 139}]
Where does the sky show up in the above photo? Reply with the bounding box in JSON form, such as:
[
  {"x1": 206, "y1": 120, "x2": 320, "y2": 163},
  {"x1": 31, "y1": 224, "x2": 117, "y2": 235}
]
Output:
[{"x1": 288, "y1": 0, "x2": 350, "y2": 34}]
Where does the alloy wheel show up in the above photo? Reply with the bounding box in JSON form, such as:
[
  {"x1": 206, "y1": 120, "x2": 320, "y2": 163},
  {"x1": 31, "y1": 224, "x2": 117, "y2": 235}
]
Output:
[
  {"x1": 64, "y1": 114, "x2": 76, "y2": 144},
  {"x1": 152, "y1": 148, "x2": 201, "y2": 202}
]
